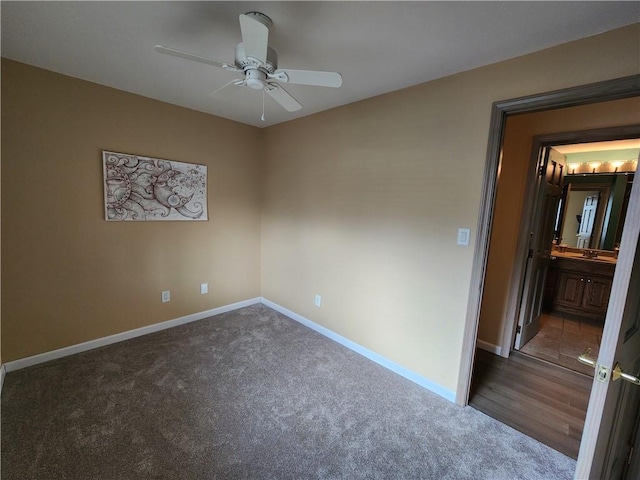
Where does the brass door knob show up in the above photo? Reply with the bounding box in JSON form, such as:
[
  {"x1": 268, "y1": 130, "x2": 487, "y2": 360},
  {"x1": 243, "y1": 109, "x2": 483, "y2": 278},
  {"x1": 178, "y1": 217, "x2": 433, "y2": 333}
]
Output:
[
  {"x1": 612, "y1": 363, "x2": 640, "y2": 385},
  {"x1": 577, "y1": 348, "x2": 596, "y2": 368}
]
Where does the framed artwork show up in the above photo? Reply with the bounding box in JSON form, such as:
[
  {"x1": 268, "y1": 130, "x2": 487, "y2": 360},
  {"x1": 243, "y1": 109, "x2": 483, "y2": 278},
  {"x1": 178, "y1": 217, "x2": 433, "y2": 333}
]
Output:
[{"x1": 102, "y1": 151, "x2": 207, "y2": 221}]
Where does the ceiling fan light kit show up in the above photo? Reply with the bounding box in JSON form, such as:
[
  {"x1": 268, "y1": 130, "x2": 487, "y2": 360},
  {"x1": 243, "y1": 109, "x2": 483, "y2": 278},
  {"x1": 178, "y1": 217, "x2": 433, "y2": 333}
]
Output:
[
  {"x1": 155, "y1": 11, "x2": 342, "y2": 116},
  {"x1": 244, "y1": 69, "x2": 268, "y2": 90}
]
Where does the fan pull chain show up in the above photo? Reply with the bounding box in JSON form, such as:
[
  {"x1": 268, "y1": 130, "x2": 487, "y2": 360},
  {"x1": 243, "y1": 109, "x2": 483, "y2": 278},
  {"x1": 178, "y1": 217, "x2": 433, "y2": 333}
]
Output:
[{"x1": 261, "y1": 87, "x2": 266, "y2": 122}]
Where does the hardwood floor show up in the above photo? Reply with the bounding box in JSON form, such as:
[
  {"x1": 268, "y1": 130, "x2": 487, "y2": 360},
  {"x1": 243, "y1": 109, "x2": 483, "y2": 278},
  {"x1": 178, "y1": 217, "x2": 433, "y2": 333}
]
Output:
[{"x1": 469, "y1": 348, "x2": 593, "y2": 459}]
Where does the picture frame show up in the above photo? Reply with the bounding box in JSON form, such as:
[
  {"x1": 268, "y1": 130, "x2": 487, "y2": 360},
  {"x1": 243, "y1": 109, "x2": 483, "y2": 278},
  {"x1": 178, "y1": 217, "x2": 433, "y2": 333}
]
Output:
[{"x1": 102, "y1": 151, "x2": 208, "y2": 221}]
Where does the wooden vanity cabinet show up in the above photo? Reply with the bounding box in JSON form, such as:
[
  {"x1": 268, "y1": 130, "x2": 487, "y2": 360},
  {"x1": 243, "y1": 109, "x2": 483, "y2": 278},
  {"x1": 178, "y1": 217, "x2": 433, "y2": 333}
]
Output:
[{"x1": 547, "y1": 257, "x2": 615, "y2": 321}]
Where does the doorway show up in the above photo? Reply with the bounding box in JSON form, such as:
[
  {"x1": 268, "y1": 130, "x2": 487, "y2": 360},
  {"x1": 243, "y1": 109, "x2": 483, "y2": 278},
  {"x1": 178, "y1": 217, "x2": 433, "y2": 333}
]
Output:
[
  {"x1": 470, "y1": 127, "x2": 639, "y2": 459},
  {"x1": 515, "y1": 139, "x2": 638, "y2": 376}
]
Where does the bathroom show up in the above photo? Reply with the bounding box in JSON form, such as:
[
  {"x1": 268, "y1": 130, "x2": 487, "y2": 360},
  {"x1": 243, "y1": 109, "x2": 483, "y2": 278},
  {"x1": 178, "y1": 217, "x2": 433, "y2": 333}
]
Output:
[{"x1": 519, "y1": 140, "x2": 638, "y2": 373}]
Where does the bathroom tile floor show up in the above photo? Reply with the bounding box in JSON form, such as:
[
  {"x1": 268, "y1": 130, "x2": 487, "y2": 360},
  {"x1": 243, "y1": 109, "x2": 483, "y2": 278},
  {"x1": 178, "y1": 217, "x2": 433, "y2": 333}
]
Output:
[{"x1": 520, "y1": 312, "x2": 603, "y2": 376}]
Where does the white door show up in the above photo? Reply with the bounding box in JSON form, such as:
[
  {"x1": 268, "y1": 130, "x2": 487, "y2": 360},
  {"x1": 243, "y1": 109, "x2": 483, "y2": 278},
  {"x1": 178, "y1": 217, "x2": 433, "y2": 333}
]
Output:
[
  {"x1": 577, "y1": 195, "x2": 599, "y2": 249},
  {"x1": 514, "y1": 147, "x2": 566, "y2": 349},
  {"x1": 575, "y1": 173, "x2": 640, "y2": 479}
]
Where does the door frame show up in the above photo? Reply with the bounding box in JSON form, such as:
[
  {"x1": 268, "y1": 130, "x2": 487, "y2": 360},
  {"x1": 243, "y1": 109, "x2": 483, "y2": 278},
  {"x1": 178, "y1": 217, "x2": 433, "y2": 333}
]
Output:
[
  {"x1": 502, "y1": 126, "x2": 640, "y2": 357},
  {"x1": 456, "y1": 74, "x2": 640, "y2": 406}
]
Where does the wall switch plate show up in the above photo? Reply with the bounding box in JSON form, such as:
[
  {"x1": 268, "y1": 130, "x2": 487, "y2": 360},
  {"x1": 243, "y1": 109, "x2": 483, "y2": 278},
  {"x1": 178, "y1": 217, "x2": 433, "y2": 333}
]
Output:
[
  {"x1": 200, "y1": 283, "x2": 208, "y2": 295},
  {"x1": 315, "y1": 294, "x2": 322, "y2": 307},
  {"x1": 457, "y1": 228, "x2": 471, "y2": 246},
  {"x1": 161, "y1": 290, "x2": 170, "y2": 303}
]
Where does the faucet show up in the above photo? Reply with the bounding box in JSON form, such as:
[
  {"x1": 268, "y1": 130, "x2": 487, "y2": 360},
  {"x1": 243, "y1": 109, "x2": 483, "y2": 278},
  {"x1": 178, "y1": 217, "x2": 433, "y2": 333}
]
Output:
[{"x1": 583, "y1": 249, "x2": 598, "y2": 259}]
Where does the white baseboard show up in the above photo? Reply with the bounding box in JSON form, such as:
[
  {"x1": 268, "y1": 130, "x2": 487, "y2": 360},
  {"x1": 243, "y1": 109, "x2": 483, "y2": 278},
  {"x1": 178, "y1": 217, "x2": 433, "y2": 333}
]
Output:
[
  {"x1": 261, "y1": 297, "x2": 457, "y2": 403},
  {"x1": 4, "y1": 297, "x2": 262, "y2": 373},
  {"x1": 4, "y1": 297, "x2": 458, "y2": 404},
  {"x1": 476, "y1": 339, "x2": 502, "y2": 356},
  {"x1": 0, "y1": 363, "x2": 5, "y2": 394}
]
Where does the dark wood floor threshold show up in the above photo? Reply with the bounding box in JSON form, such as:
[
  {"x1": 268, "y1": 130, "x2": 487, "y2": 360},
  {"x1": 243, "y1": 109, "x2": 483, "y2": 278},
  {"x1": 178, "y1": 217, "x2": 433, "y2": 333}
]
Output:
[{"x1": 469, "y1": 348, "x2": 593, "y2": 459}]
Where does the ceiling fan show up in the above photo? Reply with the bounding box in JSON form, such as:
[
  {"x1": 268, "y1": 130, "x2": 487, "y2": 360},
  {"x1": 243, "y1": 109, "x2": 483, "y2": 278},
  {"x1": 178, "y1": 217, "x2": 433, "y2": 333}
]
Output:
[{"x1": 155, "y1": 12, "x2": 343, "y2": 118}]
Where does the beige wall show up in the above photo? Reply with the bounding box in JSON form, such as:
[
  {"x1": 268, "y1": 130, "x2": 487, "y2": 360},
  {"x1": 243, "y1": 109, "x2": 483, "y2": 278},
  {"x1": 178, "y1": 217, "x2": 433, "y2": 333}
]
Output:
[
  {"x1": 1, "y1": 59, "x2": 262, "y2": 362},
  {"x1": 478, "y1": 97, "x2": 640, "y2": 349},
  {"x1": 1, "y1": 24, "x2": 639, "y2": 398},
  {"x1": 261, "y1": 24, "x2": 640, "y2": 395}
]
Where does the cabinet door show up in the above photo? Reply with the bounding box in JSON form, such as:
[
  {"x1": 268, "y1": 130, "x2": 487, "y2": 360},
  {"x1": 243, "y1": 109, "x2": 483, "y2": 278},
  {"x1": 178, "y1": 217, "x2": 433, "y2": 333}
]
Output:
[
  {"x1": 554, "y1": 270, "x2": 586, "y2": 308},
  {"x1": 582, "y1": 275, "x2": 613, "y2": 314},
  {"x1": 543, "y1": 266, "x2": 558, "y2": 309}
]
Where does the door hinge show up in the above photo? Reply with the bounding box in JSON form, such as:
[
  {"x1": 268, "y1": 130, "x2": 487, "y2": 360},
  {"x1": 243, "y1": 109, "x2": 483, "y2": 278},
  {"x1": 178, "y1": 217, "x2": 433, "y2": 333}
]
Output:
[
  {"x1": 516, "y1": 325, "x2": 522, "y2": 334},
  {"x1": 628, "y1": 446, "x2": 634, "y2": 465},
  {"x1": 538, "y1": 165, "x2": 545, "y2": 176},
  {"x1": 528, "y1": 248, "x2": 534, "y2": 259}
]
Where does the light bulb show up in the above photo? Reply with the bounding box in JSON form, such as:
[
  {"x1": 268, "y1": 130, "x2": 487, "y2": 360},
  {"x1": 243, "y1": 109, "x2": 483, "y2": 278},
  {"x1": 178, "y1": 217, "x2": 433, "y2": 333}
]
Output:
[{"x1": 610, "y1": 161, "x2": 624, "y2": 172}]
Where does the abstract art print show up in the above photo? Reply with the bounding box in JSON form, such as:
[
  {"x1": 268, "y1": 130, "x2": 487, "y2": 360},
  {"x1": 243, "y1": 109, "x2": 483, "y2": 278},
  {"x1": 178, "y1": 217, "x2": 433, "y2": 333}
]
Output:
[{"x1": 103, "y1": 151, "x2": 207, "y2": 221}]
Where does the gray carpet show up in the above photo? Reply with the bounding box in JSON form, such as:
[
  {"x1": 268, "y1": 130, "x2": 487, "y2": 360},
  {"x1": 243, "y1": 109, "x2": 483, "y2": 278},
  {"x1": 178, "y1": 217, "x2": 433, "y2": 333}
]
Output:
[{"x1": 1, "y1": 304, "x2": 576, "y2": 479}]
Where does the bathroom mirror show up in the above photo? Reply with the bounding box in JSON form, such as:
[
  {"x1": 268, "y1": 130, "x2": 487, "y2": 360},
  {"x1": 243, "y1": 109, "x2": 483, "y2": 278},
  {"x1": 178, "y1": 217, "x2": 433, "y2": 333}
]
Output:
[{"x1": 554, "y1": 173, "x2": 633, "y2": 251}]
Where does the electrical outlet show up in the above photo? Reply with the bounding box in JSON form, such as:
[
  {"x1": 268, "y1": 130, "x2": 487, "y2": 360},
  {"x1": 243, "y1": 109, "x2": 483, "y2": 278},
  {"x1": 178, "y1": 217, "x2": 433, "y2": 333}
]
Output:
[
  {"x1": 315, "y1": 294, "x2": 322, "y2": 307},
  {"x1": 162, "y1": 290, "x2": 171, "y2": 303},
  {"x1": 200, "y1": 283, "x2": 208, "y2": 295}
]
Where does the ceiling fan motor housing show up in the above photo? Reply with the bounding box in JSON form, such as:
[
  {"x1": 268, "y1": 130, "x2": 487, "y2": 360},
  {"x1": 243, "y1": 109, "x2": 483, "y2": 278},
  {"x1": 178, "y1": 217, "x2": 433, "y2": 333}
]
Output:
[
  {"x1": 244, "y1": 12, "x2": 273, "y2": 29},
  {"x1": 235, "y1": 44, "x2": 278, "y2": 74}
]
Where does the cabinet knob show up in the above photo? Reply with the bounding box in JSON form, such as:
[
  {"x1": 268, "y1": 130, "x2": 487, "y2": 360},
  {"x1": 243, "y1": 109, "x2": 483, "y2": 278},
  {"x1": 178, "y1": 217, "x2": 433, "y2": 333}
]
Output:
[
  {"x1": 587, "y1": 279, "x2": 591, "y2": 283},
  {"x1": 580, "y1": 278, "x2": 585, "y2": 282}
]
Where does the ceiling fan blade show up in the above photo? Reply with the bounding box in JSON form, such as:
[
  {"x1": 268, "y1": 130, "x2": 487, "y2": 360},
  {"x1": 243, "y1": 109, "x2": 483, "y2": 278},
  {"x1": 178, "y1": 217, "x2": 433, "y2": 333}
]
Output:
[
  {"x1": 154, "y1": 45, "x2": 239, "y2": 72},
  {"x1": 271, "y1": 69, "x2": 343, "y2": 88},
  {"x1": 266, "y1": 84, "x2": 302, "y2": 112},
  {"x1": 239, "y1": 13, "x2": 270, "y2": 65}
]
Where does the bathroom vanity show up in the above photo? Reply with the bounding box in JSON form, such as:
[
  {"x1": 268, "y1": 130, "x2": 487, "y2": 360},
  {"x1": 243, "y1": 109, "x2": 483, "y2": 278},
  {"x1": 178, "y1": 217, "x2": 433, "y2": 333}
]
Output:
[{"x1": 544, "y1": 250, "x2": 617, "y2": 322}]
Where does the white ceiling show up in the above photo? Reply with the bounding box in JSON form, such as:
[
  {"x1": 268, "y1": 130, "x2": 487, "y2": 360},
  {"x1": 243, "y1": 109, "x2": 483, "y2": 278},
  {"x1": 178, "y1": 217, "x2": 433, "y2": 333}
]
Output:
[{"x1": 2, "y1": 1, "x2": 638, "y2": 128}]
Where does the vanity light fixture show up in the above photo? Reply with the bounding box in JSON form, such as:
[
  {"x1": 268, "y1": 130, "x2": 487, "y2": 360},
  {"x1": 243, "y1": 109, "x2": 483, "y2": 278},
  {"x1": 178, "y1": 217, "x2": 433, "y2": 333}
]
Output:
[{"x1": 566, "y1": 159, "x2": 637, "y2": 175}]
